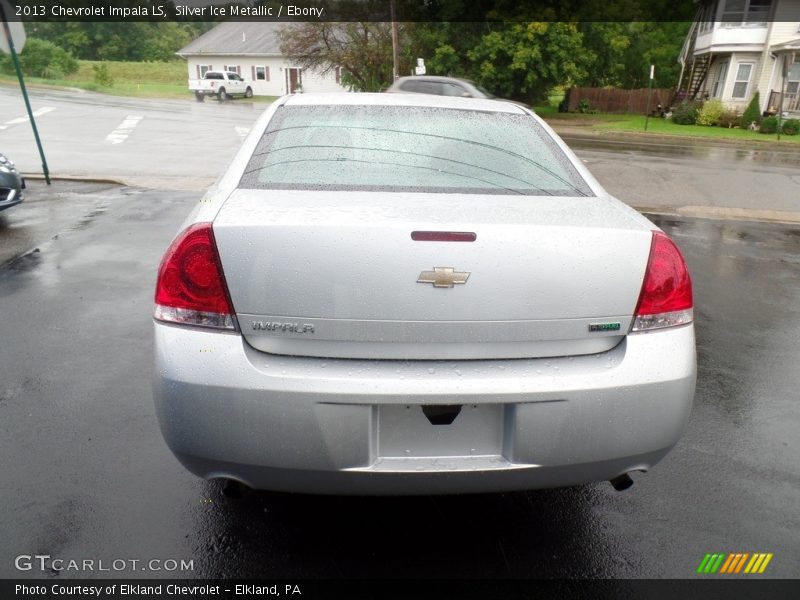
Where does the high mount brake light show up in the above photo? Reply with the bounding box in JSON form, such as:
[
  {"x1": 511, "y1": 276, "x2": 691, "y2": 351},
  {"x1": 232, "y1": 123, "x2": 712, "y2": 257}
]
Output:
[
  {"x1": 154, "y1": 223, "x2": 237, "y2": 330},
  {"x1": 631, "y1": 231, "x2": 693, "y2": 332}
]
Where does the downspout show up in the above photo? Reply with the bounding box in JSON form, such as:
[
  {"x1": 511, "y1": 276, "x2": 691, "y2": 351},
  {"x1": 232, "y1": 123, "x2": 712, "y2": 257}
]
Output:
[{"x1": 755, "y1": 2, "x2": 778, "y2": 112}]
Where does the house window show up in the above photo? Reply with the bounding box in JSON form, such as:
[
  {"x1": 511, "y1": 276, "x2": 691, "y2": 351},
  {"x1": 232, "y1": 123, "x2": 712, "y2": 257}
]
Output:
[
  {"x1": 787, "y1": 62, "x2": 800, "y2": 96},
  {"x1": 721, "y1": 0, "x2": 770, "y2": 26},
  {"x1": 254, "y1": 66, "x2": 270, "y2": 81},
  {"x1": 711, "y1": 61, "x2": 729, "y2": 98},
  {"x1": 224, "y1": 65, "x2": 241, "y2": 75},
  {"x1": 198, "y1": 64, "x2": 212, "y2": 78},
  {"x1": 698, "y1": 1, "x2": 717, "y2": 33},
  {"x1": 731, "y1": 62, "x2": 753, "y2": 98}
]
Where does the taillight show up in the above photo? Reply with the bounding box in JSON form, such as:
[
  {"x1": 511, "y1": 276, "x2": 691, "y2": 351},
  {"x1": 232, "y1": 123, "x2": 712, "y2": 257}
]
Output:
[
  {"x1": 631, "y1": 231, "x2": 693, "y2": 332},
  {"x1": 154, "y1": 223, "x2": 237, "y2": 330}
]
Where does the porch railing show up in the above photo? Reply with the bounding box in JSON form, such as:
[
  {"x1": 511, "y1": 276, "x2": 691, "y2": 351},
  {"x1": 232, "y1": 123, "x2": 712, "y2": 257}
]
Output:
[{"x1": 767, "y1": 89, "x2": 800, "y2": 114}]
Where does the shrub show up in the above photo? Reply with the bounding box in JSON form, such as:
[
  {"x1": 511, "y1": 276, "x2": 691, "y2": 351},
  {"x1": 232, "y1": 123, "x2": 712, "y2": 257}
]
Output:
[
  {"x1": 740, "y1": 91, "x2": 761, "y2": 129},
  {"x1": 759, "y1": 116, "x2": 779, "y2": 134},
  {"x1": 696, "y1": 98, "x2": 725, "y2": 126},
  {"x1": 716, "y1": 110, "x2": 741, "y2": 128},
  {"x1": 672, "y1": 100, "x2": 701, "y2": 125},
  {"x1": 782, "y1": 119, "x2": 800, "y2": 136},
  {"x1": 13, "y1": 38, "x2": 78, "y2": 79},
  {"x1": 0, "y1": 38, "x2": 79, "y2": 79},
  {"x1": 92, "y1": 63, "x2": 114, "y2": 87}
]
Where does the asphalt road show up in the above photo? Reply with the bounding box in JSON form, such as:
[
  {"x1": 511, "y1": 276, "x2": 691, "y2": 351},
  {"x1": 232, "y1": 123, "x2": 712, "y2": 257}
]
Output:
[
  {"x1": 0, "y1": 86, "x2": 262, "y2": 190},
  {"x1": 3, "y1": 86, "x2": 800, "y2": 222},
  {"x1": 0, "y1": 181, "x2": 798, "y2": 580}
]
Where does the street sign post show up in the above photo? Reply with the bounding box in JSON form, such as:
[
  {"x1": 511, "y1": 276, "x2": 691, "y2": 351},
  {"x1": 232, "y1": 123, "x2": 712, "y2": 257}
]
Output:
[
  {"x1": 644, "y1": 64, "x2": 655, "y2": 132},
  {"x1": 0, "y1": 0, "x2": 51, "y2": 184}
]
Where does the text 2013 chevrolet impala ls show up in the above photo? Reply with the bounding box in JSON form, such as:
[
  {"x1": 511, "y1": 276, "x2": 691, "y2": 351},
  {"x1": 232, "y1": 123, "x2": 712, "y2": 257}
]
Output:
[{"x1": 153, "y1": 93, "x2": 695, "y2": 495}]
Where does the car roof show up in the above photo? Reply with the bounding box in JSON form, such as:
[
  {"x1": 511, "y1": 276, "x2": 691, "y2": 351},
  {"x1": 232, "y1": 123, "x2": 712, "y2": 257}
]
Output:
[
  {"x1": 283, "y1": 92, "x2": 526, "y2": 114},
  {"x1": 395, "y1": 75, "x2": 475, "y2": 85}
]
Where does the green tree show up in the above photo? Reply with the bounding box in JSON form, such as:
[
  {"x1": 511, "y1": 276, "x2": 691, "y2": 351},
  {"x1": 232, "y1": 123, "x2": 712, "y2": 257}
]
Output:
[
  {"x1": 279, "y1": 22, "x2": 413, "y2": 92},
  {"x1": 578, "y1": 21, "x2": 691, "y2": 90},
  {"x1": 27, "y1": 21, "x2": 208, "y2": 62},
  {"x1": 577, "y1": 22, "x2": 631, "y2": 87},
  {"x1": 467, "y1": 22, "x2": 588, "y2": 104}
]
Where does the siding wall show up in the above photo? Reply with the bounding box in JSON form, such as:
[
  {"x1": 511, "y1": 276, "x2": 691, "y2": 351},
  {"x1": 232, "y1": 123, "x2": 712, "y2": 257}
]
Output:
[
  {"x1": 772, "y1": 1, "x2": 800, "y2": 43},
  {"x1": 185, "y1": 55, "x2": 348, "y2": 96},
  {"x1": 723, "y1": 52, "x2": 763, "y2": 111}
]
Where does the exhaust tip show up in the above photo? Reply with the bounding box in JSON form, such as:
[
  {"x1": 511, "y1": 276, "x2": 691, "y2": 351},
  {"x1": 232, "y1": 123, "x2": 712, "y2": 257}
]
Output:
[
  {"x1": 609, "y1": 473, "x2": 634, "y2": 492},
  {"x1": 221, "y1": 478, "x2": 248, "y2": 499}
]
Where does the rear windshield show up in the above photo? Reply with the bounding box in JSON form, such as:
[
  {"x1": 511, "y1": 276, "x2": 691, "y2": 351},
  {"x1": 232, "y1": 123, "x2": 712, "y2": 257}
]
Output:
[
  {"x1": 205, "y1": 72, "x2": 223, "y2": 80},
  {"x1": 240, "y1": 104, "x2": 592, "y2": 196}
]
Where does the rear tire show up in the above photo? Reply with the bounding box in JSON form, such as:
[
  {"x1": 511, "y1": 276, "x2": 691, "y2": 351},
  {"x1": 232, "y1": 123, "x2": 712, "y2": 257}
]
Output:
[
  {"x1": 217, "y1": 88, "x2": 228, "y2": 102},
  {"x1": 244, "y1": 87, "x2": 253, "y2": 99},
  {"x1": 194, "y1": 92, "x2": 205, "y2": 102}
]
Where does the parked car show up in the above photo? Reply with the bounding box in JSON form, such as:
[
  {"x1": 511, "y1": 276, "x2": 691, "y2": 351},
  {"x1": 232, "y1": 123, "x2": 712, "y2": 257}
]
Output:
[
  {"x1": 386, "y1": 75, "x2": 495, "y2": 99},
  {"x1": 386, "y1": 75, "x2": 531, "y2": 109},
  {"x1": 153, "y1": 93, "x2": 696, "y2": 495},
  {"x1": 188, "y1": 70, "x2": 253, "y2": 102},
  {"x1": 0, "y1": 152, "x2": 25, "y2": 212}
]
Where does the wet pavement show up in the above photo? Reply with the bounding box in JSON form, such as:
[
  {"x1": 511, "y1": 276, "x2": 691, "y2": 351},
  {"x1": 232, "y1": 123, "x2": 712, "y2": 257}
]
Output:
[
  {"x1": 3, "y1": 86, "x2": 799, "y2": 223},
  {"x1": 1, "y1": 182, "x2": 798, "y2": 580},
  {"x1": 567, "y1": 137, "x2": 800, "y2": 219}
]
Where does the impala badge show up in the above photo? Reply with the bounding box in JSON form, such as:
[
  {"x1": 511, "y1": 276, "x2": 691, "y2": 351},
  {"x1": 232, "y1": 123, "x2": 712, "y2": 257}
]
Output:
[{"x1": 417, "y1": 267, "x2": 470, "y2": 288}]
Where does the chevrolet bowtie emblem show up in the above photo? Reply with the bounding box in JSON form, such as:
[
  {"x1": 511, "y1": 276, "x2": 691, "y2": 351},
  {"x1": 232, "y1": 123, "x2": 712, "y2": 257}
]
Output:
[{"x1": 417, "y1": 267, "x2": 470, "y2": 288}]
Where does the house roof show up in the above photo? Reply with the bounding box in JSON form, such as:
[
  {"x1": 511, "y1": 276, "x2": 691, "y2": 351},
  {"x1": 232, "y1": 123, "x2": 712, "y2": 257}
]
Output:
[
  {"x1": 770, "y1": 38, "x2": 800, "y2": 52},
  {"x1": 176, "y1": 22, "x2": 286, "y2": 56}
]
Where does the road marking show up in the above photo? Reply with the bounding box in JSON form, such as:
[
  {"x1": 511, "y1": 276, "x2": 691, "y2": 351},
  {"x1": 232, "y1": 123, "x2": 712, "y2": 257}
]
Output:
[
  {"x1": 0, "y1": 106, "x2": 56, "y2": 129},
  {"x1": 106, "y1": 115, "x2": 144, "y2": 144},
  {"x1": 235, "y1": 126, "x2": 250, "y2": 139}
]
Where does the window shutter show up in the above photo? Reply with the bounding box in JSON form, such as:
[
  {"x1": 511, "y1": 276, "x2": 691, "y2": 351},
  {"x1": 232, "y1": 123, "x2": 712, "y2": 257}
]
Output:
[
  {"x1": 251, "y1": 66, "x2": 255, "y2": 80},
  {"x1": 196, "y1": 64, "x2": 200, "y2": 78},
  {"x1": 265, "y1": 66, "x2": 270, "y2": 82}
]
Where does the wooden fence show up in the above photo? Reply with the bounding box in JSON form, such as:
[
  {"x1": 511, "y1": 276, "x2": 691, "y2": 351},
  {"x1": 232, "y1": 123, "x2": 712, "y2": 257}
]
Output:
[{"x1": 567, "y1": 87, "x2": 675, "y2": 114}]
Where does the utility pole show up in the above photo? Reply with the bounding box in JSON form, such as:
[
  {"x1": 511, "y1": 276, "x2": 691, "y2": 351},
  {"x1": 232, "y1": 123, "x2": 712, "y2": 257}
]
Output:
[
  {"x1": 0, "y1": 0, "x2": 50, "y2": 184},
  {"x1": 777, "y1": 54, "x2": 790, "y2": 141},
  {"x1": 390, "y1": 0, "x2": 399, "y2": 80}
]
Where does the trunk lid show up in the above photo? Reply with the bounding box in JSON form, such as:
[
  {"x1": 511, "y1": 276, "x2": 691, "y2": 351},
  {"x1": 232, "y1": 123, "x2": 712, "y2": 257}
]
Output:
[{"x1": 213, "y1": 190, "x2": 653, "y2": 360}]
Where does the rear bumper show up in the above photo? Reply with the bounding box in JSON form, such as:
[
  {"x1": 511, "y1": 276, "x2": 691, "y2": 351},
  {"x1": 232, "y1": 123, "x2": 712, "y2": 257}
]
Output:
[{"x1": 153, "y1": 323, "x2": 696, "y2": 494}]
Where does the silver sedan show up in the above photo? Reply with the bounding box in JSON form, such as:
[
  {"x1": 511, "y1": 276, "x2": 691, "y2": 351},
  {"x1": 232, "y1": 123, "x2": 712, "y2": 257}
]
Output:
[{"x1": 153, "y1": 93, "x2": 696, "y2": 495}]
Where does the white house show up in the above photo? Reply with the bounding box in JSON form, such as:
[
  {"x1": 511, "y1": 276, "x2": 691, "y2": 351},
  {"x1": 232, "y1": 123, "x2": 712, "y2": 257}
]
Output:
[
  {"x1": 176, "y1": 21, "x2": 348, "y2": 96},
  {"x1": 677, "y1": 0, "x2": 800, "y2": 115}
]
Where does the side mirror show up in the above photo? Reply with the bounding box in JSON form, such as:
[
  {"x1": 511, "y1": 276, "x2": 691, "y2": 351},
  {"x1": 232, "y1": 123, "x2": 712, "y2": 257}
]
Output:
[{"x1": 461, "y1": 92, "x2": 472, "y2": 98}]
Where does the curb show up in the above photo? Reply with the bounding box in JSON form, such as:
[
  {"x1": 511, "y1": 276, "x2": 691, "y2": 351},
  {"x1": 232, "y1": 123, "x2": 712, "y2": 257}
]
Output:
[
  {"x1": 636, "y1": 205, "x2": 800, "y2": 226},
  {"x1": 549, "y1": 125, "x2": 800, "y2": 152},
  {"x1": 23, "y1": 174, "x2": 128, "y2": 186}
]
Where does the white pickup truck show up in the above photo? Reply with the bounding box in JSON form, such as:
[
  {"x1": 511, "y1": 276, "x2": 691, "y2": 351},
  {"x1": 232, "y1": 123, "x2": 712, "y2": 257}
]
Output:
[{"x1": 189, "y1": 70, "x2": 253, "y2": 101}]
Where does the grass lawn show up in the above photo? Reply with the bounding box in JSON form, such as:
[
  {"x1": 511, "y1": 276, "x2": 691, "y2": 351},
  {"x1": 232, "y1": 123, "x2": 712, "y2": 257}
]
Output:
[
  {"x1": 0, "y1": 60, "x2": 276, "y2": 103},
  {"x1": 595, "y1": 113, "x2": 800, "y2": 143},
  {"x1": 535, "y1": 107, "x2": 800, "y2": 145}
]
